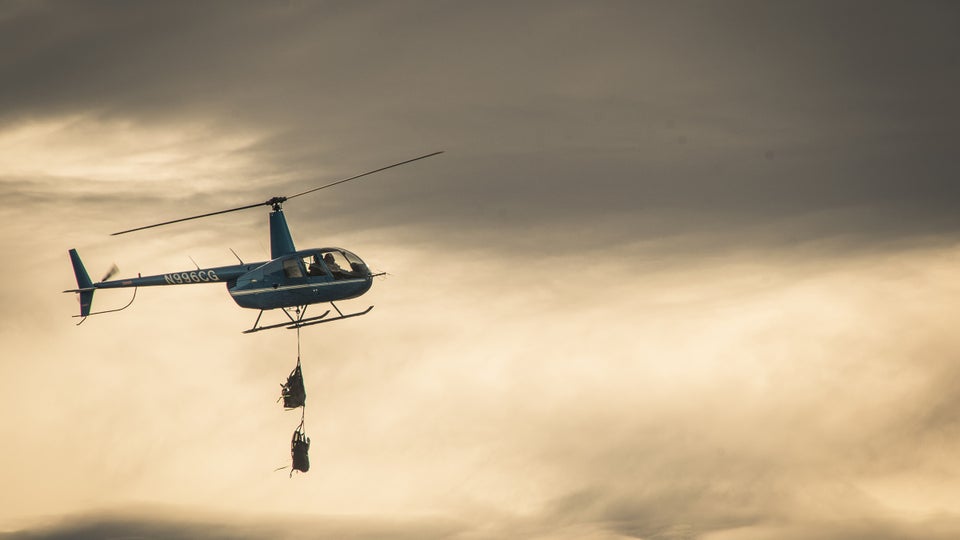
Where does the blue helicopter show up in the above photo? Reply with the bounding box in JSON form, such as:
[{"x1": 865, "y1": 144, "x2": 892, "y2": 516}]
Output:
[{"x1": 65, "y1": 151, "x2": 443, "y2": 333}]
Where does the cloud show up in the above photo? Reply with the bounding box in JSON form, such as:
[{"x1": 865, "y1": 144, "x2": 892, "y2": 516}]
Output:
[
  {"x1": 1, "y1": 2, "x2": 959, "y2": 254},
  {"x1": 5, "y1": 227, "x2": 960, "y2": 538},
  {"x1": 7, "y1": 507, "x2": 960, "y2": 540},
  {"x1": 1, "y1": 508, "x2": 465, "y2": 540},
  {"x1": 3, "y1": 3, "x2": 960, "y2": 538}
]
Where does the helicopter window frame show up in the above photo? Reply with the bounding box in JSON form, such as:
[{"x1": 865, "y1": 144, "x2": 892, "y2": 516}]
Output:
[{"x1": 303, "y1": 255, "x2": 328, "y2": 277}]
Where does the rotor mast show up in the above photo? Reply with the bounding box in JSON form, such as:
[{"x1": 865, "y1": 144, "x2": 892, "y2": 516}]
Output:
[{"x1": 269, "y1": 199, "x2": 297, "y2": 259}]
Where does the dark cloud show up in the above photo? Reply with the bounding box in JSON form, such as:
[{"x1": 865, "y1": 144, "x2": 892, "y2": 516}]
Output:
[
  {"x1": 9, "y1": 504, "x2": 960, "y2": 540},
  {"x1": 4, "y1": 1, "x2": 960, "y2": 254},
  {"x1": 0, "y1": 509, "x2": 465, "y2": 540}
]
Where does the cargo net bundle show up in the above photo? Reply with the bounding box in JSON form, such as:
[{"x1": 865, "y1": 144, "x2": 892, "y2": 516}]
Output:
[{"x1": 278, "y1": 327, "x2": 310, "y2": 477}]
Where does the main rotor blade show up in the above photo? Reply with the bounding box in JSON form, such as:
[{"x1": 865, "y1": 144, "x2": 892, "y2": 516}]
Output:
[
  {"x1": 286, "y1": 151, "x2": 444, "y2": 200},
  {"x1": 110, "y1": 151, "x2": 443, "y2": 236},
  {"x1": 111, "y1": 201, "x2": 268, "y2": 236}
]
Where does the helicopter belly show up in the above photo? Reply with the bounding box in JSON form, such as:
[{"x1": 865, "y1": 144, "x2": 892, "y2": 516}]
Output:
[{"x1": 229, "y1": 278, "x2": 372, "y2": 310}]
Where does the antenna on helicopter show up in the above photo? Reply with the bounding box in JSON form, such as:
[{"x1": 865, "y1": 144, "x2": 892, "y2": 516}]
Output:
[{"x1": 110, "y1": 151, "x2": 444, "y2": 236}]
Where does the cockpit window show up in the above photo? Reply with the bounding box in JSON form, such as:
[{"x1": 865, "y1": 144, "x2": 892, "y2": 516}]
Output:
[
  {"x1": 342, "y1": 250, "x2": 363, "y2": 266},
  {"x1": 341, "y1": 250, "x2": 369, "y2": 275},
  {"x1": 321, "y1": 251, "x2": 349, "y2": 278}
]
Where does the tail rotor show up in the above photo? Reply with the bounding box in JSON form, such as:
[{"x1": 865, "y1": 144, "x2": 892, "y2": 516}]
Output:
[
  {"x1": 64, "y1": 251, "x2": 136, "y2": 322},
  {"x1": 100, "y1": 264, "x2": 119, "y2": 282}
]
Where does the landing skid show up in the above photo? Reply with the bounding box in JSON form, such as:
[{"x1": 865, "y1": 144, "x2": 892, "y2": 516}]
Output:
[
  {"x1": 243, "y1": 302, "x2": 373, "y2": 334},
  {"x1": 291, "y1": 303, "x2": 373, "y2": 329}
]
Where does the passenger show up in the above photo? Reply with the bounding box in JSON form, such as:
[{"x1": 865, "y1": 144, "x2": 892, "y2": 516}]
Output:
[{"x1": 307, "y1": 255, "x2": 325, "y2": 276}]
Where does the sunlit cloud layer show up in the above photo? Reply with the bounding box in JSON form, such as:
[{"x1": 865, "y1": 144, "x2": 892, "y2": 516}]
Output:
[{"x1": 0, "y1": 117, "x2": 259, "y2": 182}]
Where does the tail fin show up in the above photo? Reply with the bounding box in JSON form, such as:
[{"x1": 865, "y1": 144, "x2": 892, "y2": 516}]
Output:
[{"x1": 68, "y1": 249, "x2": 95, "y2": 317}]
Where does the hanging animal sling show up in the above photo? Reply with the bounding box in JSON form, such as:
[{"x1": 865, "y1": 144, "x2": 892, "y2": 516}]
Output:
[
  {"x1": 280, "y1": 359, "x2": 306, "y2": 409},
  {"x1": 291, "y1": 420, "x2": 310, "y2": 475}
]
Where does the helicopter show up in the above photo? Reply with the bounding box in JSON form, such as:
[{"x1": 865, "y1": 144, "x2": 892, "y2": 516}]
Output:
[{"x1": 64, "y1": 151, "x2": 443, "y2": 333}]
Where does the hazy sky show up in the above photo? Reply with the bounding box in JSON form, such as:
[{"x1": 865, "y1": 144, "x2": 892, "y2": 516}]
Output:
[{"x1": 2, "y1": 1, "x2": 960, "y2": 539}]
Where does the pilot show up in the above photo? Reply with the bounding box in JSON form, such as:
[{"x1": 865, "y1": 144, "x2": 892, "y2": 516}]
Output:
[{"x1": 323, "y1": 253, "x2": 342, "y2": 274}]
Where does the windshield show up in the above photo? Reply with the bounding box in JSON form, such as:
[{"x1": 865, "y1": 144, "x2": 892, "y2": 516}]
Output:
[{"x1": 341, "y1": 250, "x2": 365, "y2": 268}]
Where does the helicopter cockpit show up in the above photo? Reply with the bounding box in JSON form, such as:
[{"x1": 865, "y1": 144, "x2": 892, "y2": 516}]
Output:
[{"x1": 284, "y1": 249, "x2": 369, "y2": 281}]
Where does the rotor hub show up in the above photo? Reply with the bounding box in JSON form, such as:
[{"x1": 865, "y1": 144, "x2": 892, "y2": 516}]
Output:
[{"x1": 267, "y1": 196, "x2": 288, "y2": 211}]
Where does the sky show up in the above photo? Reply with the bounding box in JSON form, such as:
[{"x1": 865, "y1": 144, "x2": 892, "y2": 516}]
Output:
[{"x1": 2, "y1": 1, "x2": 960, "y2": 538}]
